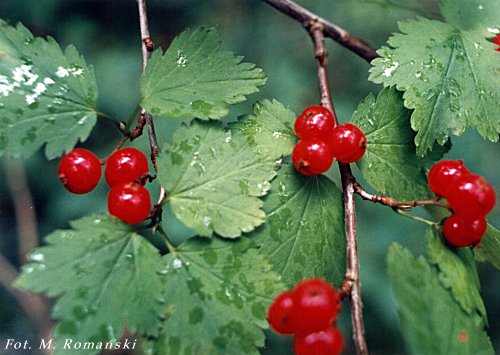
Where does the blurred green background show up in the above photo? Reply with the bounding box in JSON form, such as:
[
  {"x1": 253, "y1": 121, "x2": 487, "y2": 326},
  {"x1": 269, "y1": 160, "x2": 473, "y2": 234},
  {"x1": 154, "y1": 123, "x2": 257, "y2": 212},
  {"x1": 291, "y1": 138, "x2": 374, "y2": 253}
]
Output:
[{"x1": 0, "y1": 0, "x2": 498, "y2": 354}]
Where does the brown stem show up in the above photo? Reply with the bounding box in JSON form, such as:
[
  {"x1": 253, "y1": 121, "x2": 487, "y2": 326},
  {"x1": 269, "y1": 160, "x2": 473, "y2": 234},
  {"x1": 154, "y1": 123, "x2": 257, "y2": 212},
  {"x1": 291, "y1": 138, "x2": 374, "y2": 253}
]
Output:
[
  {"x1": 308, "y1": 23, "x2": 368, "y2": 355},
  {"x1": 260, "y1": 0, "x2": 379, "y2": 62}
]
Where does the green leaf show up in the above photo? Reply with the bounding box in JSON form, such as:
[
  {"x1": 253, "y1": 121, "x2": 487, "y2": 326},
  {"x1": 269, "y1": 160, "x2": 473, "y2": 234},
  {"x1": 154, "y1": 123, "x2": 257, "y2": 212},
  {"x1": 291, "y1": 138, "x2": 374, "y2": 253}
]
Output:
[
  {"x1": 475, "y1": 224, "x2": 500, "y2": 269},
  {"x1": 0, "y1": 20, "x2": 97, "y2": 159},
  {"x1": 440, "y1": 0, "x2": 500, "y2": 32},
  {"x1": 231, "y1": 99, "x2": 297, "y2": 158},
  {"x1": 145, "y1": 237, "x2": 284, "y2": 355},
  {"x1": 425, "y1": 227, "x2": 487, "y2": 321},
  {"x1": 352, "y1": 87, "x2": 436, "y2": 200},
  {"x1": 387, "y1": 243, "x2": 494, "y2": 355},
  {"x1": 369, "y1": 17, "x2": 500, "y2": 157},
  {"x1": 251, "y1": 164, "x2": 345, "y2": 287},
  {"x1": 15, "y1": 215, "x2": 163, "y2": 354},
  {"x1": 140, "y1": 27, "x2": 266, "y2": 120},
  {"x1": 158, "y1": 120, "x2": 278, "y2": 238}
]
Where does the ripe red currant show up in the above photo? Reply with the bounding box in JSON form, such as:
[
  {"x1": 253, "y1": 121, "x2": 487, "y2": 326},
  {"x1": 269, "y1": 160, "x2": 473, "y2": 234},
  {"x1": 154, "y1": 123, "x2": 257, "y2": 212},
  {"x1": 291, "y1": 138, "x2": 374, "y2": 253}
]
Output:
[
  {"x1": 105, "y1": 147, "x2": 149, "y2": 187},
  {"x1": 293, "y1": 278, "x2": 341, "y2": 334},
  {"x1": 446, "y1": 174, "x2": 496, "y2": 217},
  {"x1": 292, "y1": 140, "x2": 334, "y2": 176},
  {"x1": 493, "y1": 33, "x2": 500, "y2": 51},
  {"x1": 58, "y1": 148, "x2": 102, "y2": 194},
  {"x1": 267, "y1": 290, "x2": 298, "y2": 334},
  {"x1": 329, "y1": 123, "x2": 367, "y2": 163},
  {"x1": 442, "y1": 214, "x2": 487, "y2": 247},
  {"x1": 294, "y1": 326, "x2": 344, "y2": 355},
  {"x1": 427, "y1": 160, "x2": 470, "y2": 197},
  {"x1": 294, "y1": 106, "x2": 335, "y2": 140},
  {"x1": 108, "y1": 182, "x2": 151, "y2": 224}
]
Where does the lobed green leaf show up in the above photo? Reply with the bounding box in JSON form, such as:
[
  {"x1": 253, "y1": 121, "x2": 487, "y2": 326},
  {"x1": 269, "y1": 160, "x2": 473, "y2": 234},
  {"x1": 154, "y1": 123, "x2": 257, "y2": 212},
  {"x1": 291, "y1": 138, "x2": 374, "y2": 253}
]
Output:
[
  {"x1": 474, "y1": 224, "x2": 500, "y2": 269},
  {"x1": 352, "y1": 87, "x2": 442, "y2": 200},
  {"x1": 140, "y1": 27, "x2": 266, "y2": 120},
  {"x1": 158, "y1": 120, "x2": 278, "y2": 239},
  {"x1": 145, "y1": 237, "x2": 284, "y2": 354},
  {"x1": 0, "y1": 20, "x2": 97, "y2": 159},
  {"x1": 440, "y1": 0, "x2": 500, "y2": 32},
  {"x1": 387, "y1": 243, "x2": 494, "y2": 355},
  {"x1": 15, "y1": 215, "x2": 163, "y2": 355},
  {"x1": 369, "y1": 17, "x2": 500, "y2": 157},
  {"x1": 251, "y1": 164, "x2": 345, "y2": 287}
]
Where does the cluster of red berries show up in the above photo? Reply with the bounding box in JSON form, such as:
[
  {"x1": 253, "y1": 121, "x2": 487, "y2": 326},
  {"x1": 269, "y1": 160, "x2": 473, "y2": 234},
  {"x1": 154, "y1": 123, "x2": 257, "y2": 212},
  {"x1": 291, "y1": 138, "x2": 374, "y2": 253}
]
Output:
[
  {"x1": 428, "y1": 160, "x2": 496, "y2": 247},
  {"x1": 58, "y1": 147, "x2": 152, "y2": 224},
  {"x1": 292, "y1": 106, "x2": 367, "y2": 176},
  {"x1": 267, "y1": 278, "x2": 344, "y2": 355}
]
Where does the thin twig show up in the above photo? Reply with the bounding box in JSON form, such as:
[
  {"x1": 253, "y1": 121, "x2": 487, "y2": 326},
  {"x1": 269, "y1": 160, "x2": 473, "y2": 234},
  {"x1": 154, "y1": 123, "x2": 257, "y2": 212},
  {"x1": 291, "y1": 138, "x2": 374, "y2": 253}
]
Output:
[
  {"x1": 260, "y1": 0, "x2": 379, "y2": 62},
  {"x1": 137, "y1": 0, "x2": 160, "y2": 169},
  {"x1": 308, "y1": 22, "x2": 368, "y2": 355},
  {"x1": 353, "y1": 182, "x2": 450, "y2": 210}
]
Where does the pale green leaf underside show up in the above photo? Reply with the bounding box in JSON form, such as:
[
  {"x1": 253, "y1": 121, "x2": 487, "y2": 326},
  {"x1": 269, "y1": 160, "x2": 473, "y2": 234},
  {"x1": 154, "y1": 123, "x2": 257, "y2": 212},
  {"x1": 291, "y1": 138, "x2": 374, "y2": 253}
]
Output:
[
  {"x1": 15, "y1": 215, "x2": 163, "y2": 355},
  {"x1": 440, "y1": 0, "x2": 500, "y2": 32},
  {"x1": 475, "y1": 224, "x2": 500, "y2": 269},
  {"x1": 140, "y1": 27, "x2": 266, "y2": 120},
  {"x1": 158, "y1": 121, "x2": 278, "y2": 238},
  {"x1": 251, "y1": 164, "x2": 345, "y2": 287},
  {"x1": 425, "y1": 227, "x2": 486, "y2": 321},
  {"x1": 352, "y1": 87, "x2": 436, "y2": 200},
  {"x1": 0, "y1": 20, "x2": 97, "y2": 159},
  {"x1": 231, "y1": 99, "x2": 297, "y2": 159},
  {"x1": 145, "y1": 238, "x2": 284, "y2": 355},
  {"x1": 387, "y1": 243, "x2": 494, "y2": 355},
  {"x1": 369, "y1": 17, "x2": 500, "y2": 157}
]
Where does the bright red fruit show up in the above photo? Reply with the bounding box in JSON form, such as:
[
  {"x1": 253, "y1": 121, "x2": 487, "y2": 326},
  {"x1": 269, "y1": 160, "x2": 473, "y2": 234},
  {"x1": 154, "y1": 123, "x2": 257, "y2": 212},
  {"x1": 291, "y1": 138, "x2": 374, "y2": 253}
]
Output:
[
  {"x1": 108, "y1": 182, "x2": 151, "y2": 224},
  {"x1": 443, "y1": 214, "x2": 487, "y2": 247},
  {"x1": 105, "y1": 147, "x2": 149, "y2": 187},
  {"x1": 446, "y1": 174, "x2": 496, "y2": 217},
  {"x1": 294, "y1": 105, "x2": 335, "y2": 140},
  {"x1": 267, "y1": 290, "x2": 298, "y2": 334},
  {"x1": 292, "y1": 140, "x2": 334, "y2": 176},
  {"x1": 294, "y1": 326, "x2": 344, "y2": 355},
  {"x1": 329, "y1": 123, "x2": 367, "y2": 163},
  {"x1": 427, "y1": 160, "x2": 470, "y2": 197},
  {"x1": 293, "y1": 278, "x2": 341, "y2": 334},
  {"x1": 493, "y1": 33, "x2": 500, "y2": 51},
  {"x1": 58, "y1": 148, "x2": 102, "y2": 194}
]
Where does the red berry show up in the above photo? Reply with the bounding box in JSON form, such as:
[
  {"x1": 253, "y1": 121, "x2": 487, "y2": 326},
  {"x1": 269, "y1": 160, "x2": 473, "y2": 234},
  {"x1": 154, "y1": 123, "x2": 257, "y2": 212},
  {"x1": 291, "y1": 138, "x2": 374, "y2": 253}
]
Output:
[
  {"x1": 267, "y1": 290, "x2": 298, "y2": 334},
  {"x1": 294, "y1": 106, "x2": 335, "y2": 140},
  {"x1": 446, "y1": 174, "x2": 496, "y2": 217},
  {"x1": 293, "y1": 278, "x2": 341, "y2": 334},
  {"x1": 443, "y1": 214, "x2": 487, "y2": 247},
  {"x1": 329, "y1": 123, "x2": 367, "y2": 163},
  {"x1": 493, "y1": 33, "x2": 500, "y2": 51},
  {"x1": 292, "y1": 140, "x2": 334, "y2": 176},
  {"x1": 58, "y1": 148, "x2": 102, "y2": 194},
  {"x1": 294, "y1": 326, "x2": 344, "y2": 355},
  {"x1": 427, "y1": 160, "x2": 470, "y2": 197},
  {"x1": 105, "y1": 147, "x2": 149, "y2": 187},
  {"x1": 108, "y1": 182, "x2": 151, "y2": 224}
]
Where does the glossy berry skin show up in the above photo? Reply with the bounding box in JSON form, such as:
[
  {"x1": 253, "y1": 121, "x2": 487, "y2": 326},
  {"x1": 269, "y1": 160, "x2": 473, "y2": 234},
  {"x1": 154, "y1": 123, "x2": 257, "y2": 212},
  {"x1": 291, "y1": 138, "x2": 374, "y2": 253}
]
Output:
[
  {"x1": 427, "y1": 160, "x2": 470, "y2": 197},
  {"x1": 330, "y1": 123, "x2": 367, "y2": 163},
  {"x1": 58, "y1": 148, "x2": 102, "y2": 194},
  {"x1": 294, "y1": 326, "x2": 344, "y2": 355},
  {"x1": 446, "y1": 174, "x2": 496, "y2": 218},
  {"x1": 443, "y1": 214, "x2": 487, "y2": 247},
  {"x1": 293, "y1": 278, "x2": 341, "y2": 334},
  {"x1": 108, "y1": 182, "x2": 151, "y2": 224},
  {"x1": 267, "y1": 290, "x2": 298, "y2": 334},
  {"x1": 105, "y1": 147, "x2": 149, "y2": 187},
  {"x1": 294, "y1": 106, "x2": 335, "y2": 140},
  {"x1": 292, "y1": 140, "x2": 334, "y2": 176}
]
